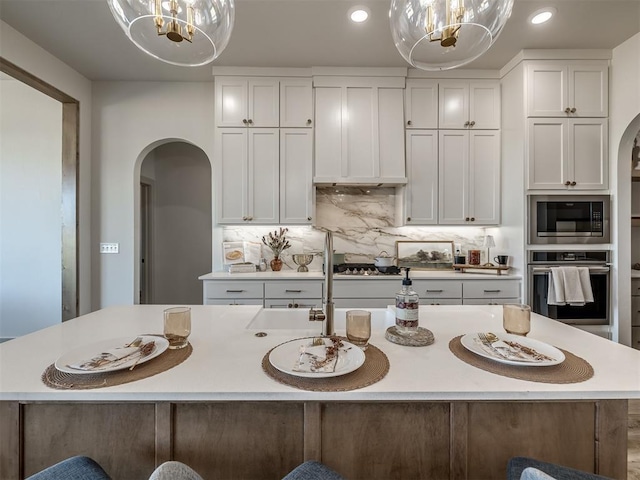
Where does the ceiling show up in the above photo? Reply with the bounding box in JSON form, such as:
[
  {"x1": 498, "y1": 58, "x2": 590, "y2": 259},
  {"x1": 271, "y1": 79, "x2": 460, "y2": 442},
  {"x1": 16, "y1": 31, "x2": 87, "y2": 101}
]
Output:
[{"x1": 1, "y1": 0, "x2": 639, "y2": 82}]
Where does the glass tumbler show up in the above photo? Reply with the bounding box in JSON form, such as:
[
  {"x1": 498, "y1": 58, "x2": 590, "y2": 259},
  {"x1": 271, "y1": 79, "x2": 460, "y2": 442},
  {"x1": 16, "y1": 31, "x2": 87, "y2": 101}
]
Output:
[
  {"x1": 164, "y1": 306, "x2": 191, "y2": 349},
  {"x1": 503, "y1": 304, "x2": 531, "y2": 336},
  {"x1": 346, "y1": 310, "x2": 371, "y2": 350}
]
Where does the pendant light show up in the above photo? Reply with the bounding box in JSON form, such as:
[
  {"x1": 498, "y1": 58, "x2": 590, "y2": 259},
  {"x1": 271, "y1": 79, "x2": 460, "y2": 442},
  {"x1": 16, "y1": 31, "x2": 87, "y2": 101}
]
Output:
[
  {"x1": 107, "y1": 0, "x2": 235, "y2": 67},
  {"x1": 389, "y1": 0, "x2": 514, "y2": 71}
]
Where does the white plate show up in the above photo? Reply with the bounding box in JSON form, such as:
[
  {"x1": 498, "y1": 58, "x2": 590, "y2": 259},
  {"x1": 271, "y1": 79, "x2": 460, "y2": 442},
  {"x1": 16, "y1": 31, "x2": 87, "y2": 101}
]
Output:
[
  {"x1": 269, "y1": 338, "x2": 366, "y2": 378},
  {"x1": 55, "y1": 336, "x2": 170, "y2": 374},
  {"x1": 460, "y1": 332, "x2": 565, "y2": 367}
]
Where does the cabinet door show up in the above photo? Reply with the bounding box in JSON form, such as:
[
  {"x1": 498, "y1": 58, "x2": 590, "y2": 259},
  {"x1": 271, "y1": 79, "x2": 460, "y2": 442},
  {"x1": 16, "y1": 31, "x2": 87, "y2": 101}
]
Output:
[
  {"x1": 569, "y1": 118, "x2": 608, "y2": 189},
  {"x1": 438, "y1": 130, "x2": 468, "y2": 224},
  {"x1": 215, "y1": 77, "x2": 249, "y2": 127},
  {"x1": 248, "y1": 129, "x2": 279, "y2": 223},
  {"x1": 405, "y1": 79, "x2": 438, "y2": 129},
  {"x1": 469, "y1": 81, "x2": 500, "y2": 129},
  {"x1": 248, "y1": 79, "x2": 279, "y2": 127},
  {"x1": 280, "y1": 78, "x2": 313, "y2": 127},
  {"x1": 527, "y1": 119, "x2": 568, "y2": 190},
  {"x1": 405, "y1": 130, "x2": 438, "y2": 225},
  {"x1": 217, "y1": 128, "x2": 248, "y2": 223},
  {"x1": 569, "y1": 63, "x2": 608, "y2": 117},
  {"x1": 314, "y1": 86, "x2": 343, "y2": 179},
  {"x1": 468, "y1": 131, "x2": 500, "y2": 224},
  {"x1": 526, "y1": 63, "x2": 567, "y2": 117},
  {"x1": 345, "y1": 86, "x2": 375, "y2": 178},
  {"x1": 378, "y1": 88, "x2": 406, "y2": 179},
  {"x1": 439, "y1": 82, "x2": 469, "y2": 129},
  {"x1": 280, "y1": 129, "x2": 313, "y2": 224}
]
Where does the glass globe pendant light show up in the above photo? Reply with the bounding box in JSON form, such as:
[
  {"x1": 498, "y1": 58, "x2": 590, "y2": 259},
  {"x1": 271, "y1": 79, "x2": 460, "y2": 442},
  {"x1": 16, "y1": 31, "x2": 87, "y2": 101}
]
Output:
[
  {"x1": 389, "y1": 0, "x2": 514, "y2": 71},
  {"x1": 107, "y1": 0, "x2": 235, "y2": 67}
]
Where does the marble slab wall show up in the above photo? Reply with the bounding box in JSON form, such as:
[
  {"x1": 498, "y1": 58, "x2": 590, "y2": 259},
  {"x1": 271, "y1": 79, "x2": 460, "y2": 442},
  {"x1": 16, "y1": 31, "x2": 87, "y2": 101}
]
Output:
[{"x1": 222, "y1": 187, "x2": 504, "y2": 271}]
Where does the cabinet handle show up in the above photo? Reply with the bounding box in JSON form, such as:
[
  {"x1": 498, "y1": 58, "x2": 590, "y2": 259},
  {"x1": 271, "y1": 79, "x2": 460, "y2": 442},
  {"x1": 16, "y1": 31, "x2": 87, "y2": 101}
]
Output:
[
  {"x1": 285, "y1": 289, "x2": 302, "y2": 293},
  {"x1": 226, "y1": 289, "x2": 244, "y2": 293},
  {"x1": 242, "y1": 119, "x2": 248, "y2": 125},
  {"x1": 484, "y1": 289, "x2": 501, "y2": 293},
  {"x1": 407, "y1": 217, "x2": 411, "y2": 222},
  {"x1": 564, "y1": 181, "x2": 571, "y2": 186},
  {"x1": 407, "y1": 120, "x2": 412, "y2": 126},
  {"x1": 469, "y1": 121, "x2": 476, "y2": 127},
  {"x1": 288, "y1": 303, "x2": 293, "y2": 308},
  {"x1": 242, "y1": 216, "x2": 248, "y2": 221},
  {"x1": 465, "y1": 217, "x2": 470, "y2": 221},
  {"x1": 306, "y1": 119, "x2": 312, "y2": 125},
  {"x1": 307, "y1": 216, "x2": 312, "y2": 221},
  {"x1": 570, "y1": 107, "x2": 576, "y2": 113},
  {"x1": 248, "y1": 119, "x2": 254, "y2": 125},
  {"x1": 470, "y1": 217, "x2": 475, "y2": 222},
  {"x1": 464, "y1": 121, "x2": 470, "y2": 127},
  {"x1": 426, "y1": 289, "x2": 443, "y2": 293},
  {"x1": 293, "y1": 303, "x2": 299, "y2": 308},
  {"x1": 564, "y1": 107, "x2": 571, "y2": 114},
  {"x1": 571, "y1": 181, "x2": 577, "y2": 186}
]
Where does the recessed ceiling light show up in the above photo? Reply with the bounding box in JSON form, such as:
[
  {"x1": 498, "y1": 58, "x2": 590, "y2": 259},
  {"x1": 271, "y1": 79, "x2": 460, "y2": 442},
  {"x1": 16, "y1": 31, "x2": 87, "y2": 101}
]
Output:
[
  {"x1": 529, "y1": 7, "x2": 556, "y2": 25},
  {"x1": 349, "y1": 6, "x2": 370, "y2": 23}
]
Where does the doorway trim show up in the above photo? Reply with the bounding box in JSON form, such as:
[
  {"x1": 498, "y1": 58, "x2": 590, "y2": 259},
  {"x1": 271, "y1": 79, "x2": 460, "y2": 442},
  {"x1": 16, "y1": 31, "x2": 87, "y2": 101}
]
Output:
[{"x1": 0, "y1": 57, "x2": 79, "y2": 321}]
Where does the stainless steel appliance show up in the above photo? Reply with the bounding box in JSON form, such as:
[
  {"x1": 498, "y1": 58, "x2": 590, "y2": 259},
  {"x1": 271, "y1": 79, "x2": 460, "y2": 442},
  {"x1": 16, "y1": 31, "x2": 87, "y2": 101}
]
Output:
[
  {"x1": 528, "y1": 250, "x2": 610, "y2": 326},
  {"x1": 529, "y1": 195, "x2": 610, "y2": 244}
]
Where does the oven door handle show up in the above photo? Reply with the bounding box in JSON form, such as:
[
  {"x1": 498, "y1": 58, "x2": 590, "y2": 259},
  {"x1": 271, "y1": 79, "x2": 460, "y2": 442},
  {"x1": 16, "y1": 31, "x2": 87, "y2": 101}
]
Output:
[{"x1": 531, "y1": 266, "x2": 610, "y2": 274}]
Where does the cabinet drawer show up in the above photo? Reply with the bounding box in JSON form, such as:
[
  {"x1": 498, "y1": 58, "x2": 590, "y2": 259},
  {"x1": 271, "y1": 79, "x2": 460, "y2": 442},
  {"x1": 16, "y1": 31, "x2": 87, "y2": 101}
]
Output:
[
  {"x1": 204, "y1": 281, "x2": 264, "y2": 299},
  {"x1": 463, "y1": 280, "x2": 521, "y2": 299},
  {"x1": 204, "y1": 299, "x2": 264, "y2": 306},
  {"x1": 264, "y1": 281, "x2": 323, "y2": 299},
  {"x1": 413, "y1": 280, "x2": 462, "y2": 299},
  {"x1": 633, "y1": 296, "x2": 640, "y2": 327},
  {"x1": 334, "y1": 280, "x2": 398, "y2": 299},
  {"x1": 633, "y1": 279, "x2": 640, "y2": 296}
]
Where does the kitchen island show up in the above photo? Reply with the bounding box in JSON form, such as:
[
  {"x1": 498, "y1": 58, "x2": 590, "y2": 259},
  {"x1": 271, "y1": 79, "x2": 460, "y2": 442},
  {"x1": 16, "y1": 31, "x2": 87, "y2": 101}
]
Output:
[{"x1": 1, "y1": 305, "x2": 638, "y2": 479}]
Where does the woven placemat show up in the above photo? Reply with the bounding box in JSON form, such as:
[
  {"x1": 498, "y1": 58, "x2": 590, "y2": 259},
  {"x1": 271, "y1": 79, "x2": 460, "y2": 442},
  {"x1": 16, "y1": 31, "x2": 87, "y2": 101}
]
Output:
[
  {"x1": 449, "y1": 336, "x2": 593, "y2": 384},
  {"x1": 42, "y1": 343, "x2": 193, "y2": 390},
  {"x1": 262, "y1": 339, "x2": 390, "y2": 392}
]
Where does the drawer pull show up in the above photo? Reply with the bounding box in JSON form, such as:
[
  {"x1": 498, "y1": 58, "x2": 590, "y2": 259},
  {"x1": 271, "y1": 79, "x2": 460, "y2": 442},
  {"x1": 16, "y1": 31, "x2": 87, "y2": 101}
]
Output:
[
  {"x1": 285, "y1": 289, "x2": 302, "y2": 293},
  {"x1": 426, "y1": 289, "x2": 443, "y2": 293},
  {"x1": 483, "y1": 289, "x2": 501, "y2": 293},
  {"x1": 226, "y1": 289, "x2": 245, "y2": 293}
]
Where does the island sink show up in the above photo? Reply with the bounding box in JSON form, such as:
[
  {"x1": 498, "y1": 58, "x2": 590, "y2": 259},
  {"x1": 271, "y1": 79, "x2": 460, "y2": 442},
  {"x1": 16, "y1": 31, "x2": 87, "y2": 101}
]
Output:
[{"x1": 246, "y1": 307, "x2": 395, "y2": 332}]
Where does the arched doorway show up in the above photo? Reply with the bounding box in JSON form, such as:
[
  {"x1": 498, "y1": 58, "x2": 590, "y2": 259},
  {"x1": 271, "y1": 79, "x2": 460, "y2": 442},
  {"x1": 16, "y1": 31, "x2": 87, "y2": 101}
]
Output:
[{"x1": 137, "y1": 141, "x2": 212, "y2": 305}]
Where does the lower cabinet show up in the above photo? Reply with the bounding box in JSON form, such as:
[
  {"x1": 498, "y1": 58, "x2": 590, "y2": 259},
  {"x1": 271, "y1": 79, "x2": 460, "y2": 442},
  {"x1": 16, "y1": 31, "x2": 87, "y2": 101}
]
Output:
[
  {"x1": 203, "y1": 281, "x2": 264, "y2": 306},
  {"x1": 264, "y1": 280, "x2": 323, "y2": 308},
  {"x1": 462, "y1": 280, "x2": 521, "y2": 305}
]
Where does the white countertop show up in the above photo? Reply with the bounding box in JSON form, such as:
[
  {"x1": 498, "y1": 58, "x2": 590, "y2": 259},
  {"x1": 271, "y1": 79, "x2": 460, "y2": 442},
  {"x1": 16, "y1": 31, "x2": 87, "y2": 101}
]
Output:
[
  {"x1": 199, "y1": 271, "x2": 522, "y2": 280},
  {"x1": 1, "y1": 305, "x2": 638, "y2": 402}
]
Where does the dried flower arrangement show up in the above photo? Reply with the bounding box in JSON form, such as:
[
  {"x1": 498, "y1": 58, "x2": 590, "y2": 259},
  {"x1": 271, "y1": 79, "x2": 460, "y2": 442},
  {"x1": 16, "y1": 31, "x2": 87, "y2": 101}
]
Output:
[{"x1": 261, "y1": 227, "x2": 291, "y2": 259}]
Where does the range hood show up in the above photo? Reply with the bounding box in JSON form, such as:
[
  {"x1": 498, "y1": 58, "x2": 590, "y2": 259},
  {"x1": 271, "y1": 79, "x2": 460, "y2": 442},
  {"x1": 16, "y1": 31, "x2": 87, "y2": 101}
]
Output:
[{"x1": 313, "y1": 177, "x2": 408, "y2": 187}]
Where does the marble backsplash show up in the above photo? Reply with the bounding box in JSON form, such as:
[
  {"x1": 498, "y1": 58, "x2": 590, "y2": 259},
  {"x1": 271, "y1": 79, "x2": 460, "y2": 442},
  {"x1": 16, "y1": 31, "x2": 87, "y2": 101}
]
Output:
[{"x1": 222, "y1": 187, "x2": 504, "y2": 271}]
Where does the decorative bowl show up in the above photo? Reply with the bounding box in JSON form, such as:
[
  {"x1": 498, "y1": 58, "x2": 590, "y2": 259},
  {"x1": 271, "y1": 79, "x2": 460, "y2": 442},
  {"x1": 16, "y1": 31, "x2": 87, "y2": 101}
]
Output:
[{"x1": 292, "y1": 254, "x2": 314, "y2": 272}]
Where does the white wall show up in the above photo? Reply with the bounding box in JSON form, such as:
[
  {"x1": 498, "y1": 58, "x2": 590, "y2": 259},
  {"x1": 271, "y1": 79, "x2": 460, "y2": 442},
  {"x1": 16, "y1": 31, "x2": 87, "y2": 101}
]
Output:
[
  {"x1": 91, "y1": 81, "x2": 215, "y2": 309},
  {"x1": 610, "y1": 32, "x2": 640, "y2": 346},
  {"x1": 0, "y1": 20, "x2": 93, "y2": 321},
  {"x1": 0, "y1": 80, "x2": 62, "y2": 338}
]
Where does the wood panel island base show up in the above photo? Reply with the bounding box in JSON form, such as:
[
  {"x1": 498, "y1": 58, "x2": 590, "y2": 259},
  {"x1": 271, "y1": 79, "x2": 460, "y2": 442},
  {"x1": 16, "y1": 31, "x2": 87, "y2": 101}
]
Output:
[{"x1": 1, "y1": 305, "x2": 638, "y2": 480}]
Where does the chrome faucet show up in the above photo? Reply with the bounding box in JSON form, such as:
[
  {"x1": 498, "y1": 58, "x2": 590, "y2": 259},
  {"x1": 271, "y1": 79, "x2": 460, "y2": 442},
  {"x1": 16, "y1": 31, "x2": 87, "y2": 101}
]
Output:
[{"x1": 308, "y1": 231, "x2": 335, "y2": 336}]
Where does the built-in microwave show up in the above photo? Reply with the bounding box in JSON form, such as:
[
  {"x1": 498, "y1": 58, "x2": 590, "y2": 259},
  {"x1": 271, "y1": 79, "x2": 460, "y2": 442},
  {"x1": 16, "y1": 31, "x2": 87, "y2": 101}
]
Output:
[{"x1": 529, "y1": 195, "x2": 610, "y2": 244}]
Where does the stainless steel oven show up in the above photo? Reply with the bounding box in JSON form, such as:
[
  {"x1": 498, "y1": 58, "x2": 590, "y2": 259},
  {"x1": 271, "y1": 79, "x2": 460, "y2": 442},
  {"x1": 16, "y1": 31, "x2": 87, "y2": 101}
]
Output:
[
  {"x1": 527, "y1": 250, "x2": 610, "y2": 326},
  {"x1": 529, "y1": 195, "x2": 610, "y2": 244}
]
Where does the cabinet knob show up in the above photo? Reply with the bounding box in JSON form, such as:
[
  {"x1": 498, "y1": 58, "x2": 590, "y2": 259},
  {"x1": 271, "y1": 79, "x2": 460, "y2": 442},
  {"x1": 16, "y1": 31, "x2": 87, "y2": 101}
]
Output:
[
  {"x1": 248, "y1": 119, "x2": 254, "y2": 125},
  {"x1": 307, "y1": 216, "x2": 312, "y2": 221},
  {"x1": 564, "y1": 181, "x2": 571, "y2": 186},
  {"x1": 571, "y1": 181, "x2": 577, "y2": 186},
  {"x1": 288, "y1": 303, "x2": 293, "y2": 308},
  {"x1": 407, "y1": 120, "x2": 412, "y2": 126},
  {"x1": 570, "y1": 107, "x2": 576, "y2": 113},
  {"x1": 470, "y1": 217, "x2": 475, "y2": 222},
  {"x1": 293, "y1": 303, "x2": 299, "y2": 308},
  {"x1": 465, "y1": 217, "x2": 470, "y2": 221},
  {"x1": 469, "y1": 121, "x2": 476, "y2": 127},
  {"x1": 242, "y1": 216, "x2": 248, "y2": 221},
  {"x1": 242, "y1": 119, "x2": 248, "y2": 125},
  {"x1": 464, "y1": 121, "x2": 470, "y2": 127},
  {"x1": 407, "y1": 217, "x2": 411, "y2": 222},
  {"x1": 564, "y1": 108, "x2": 571, "y2": 114},
  {"x1": 306, "y1": 119, "x2": 312, "y2": 125}
]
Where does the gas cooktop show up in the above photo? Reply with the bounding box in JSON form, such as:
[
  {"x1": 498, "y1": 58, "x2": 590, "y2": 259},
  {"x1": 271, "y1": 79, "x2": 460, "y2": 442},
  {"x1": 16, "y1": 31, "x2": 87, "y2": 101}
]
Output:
[{"x1": 332, "y1": 263, "x2": 401, "y2": 275}]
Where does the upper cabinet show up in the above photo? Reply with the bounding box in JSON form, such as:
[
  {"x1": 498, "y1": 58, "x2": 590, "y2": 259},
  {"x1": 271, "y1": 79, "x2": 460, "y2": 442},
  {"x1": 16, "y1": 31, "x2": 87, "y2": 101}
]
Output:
[
  {"x1": 438, "y1": 81, "x2": 500, "y2": 129},
  {"x1": 405, "y1": 79, "x2": 438, "y2": 129},
  {"x1": 280, "y1": 129, "x2": 313, "y2": 224},
  {"x1": 280, "y1": 78, "x2": 313, "y2": 128},
  {"x1": 215, "y1": 77, "x2": 280, "y2": 127},
  {"x1": 526, "y1": 61, "x2": 608, "y2": 118},
  {"x1": 314, "y1": 79, "x2": 406, "y2": 185},
  {"x1": 405, "y1": 130, "x2": 438, "y2": 225}
]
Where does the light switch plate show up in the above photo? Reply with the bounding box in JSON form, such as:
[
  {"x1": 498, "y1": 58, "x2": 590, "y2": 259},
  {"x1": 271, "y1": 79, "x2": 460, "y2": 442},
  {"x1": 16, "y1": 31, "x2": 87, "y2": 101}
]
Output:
[{"x1": 100, "y1": 243, "x2": 119, "y2": 254}]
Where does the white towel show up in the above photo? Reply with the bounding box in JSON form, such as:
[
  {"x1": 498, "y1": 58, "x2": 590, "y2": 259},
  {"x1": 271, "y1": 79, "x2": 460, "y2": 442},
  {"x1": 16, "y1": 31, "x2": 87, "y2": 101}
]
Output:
[{"x1": 547, "y1": 267, "x2": 594, "y2": 306}]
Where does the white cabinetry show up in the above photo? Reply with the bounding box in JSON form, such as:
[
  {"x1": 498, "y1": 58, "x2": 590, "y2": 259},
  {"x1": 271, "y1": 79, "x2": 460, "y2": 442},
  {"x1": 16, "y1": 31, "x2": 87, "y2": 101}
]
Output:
[
  {"x1": 526, "y1": 62, "x2": 608, "y2": 118},
  {"x1": 527, "y1": 118, "x2": 608, "y2": 190},
  {"x1": 280, "y1": 129, "x2": 313, "y2": 224},
  {"x1": 314, "y1": 81, "x2": 406, "y2": 184},
  {"x1": 439, "y1": 130, "x2": 500, "y2": 225},
  {"x1": 215, "y1": 77, "x2": 279, "y2": 127},
  {"x1": 438, "y1": 81, "x2": 500, "y2": 129},
  {"x1": 264, "y1": 281, "x2": 323, "y2": 308},
  {"x1": 216, "y1": 128, "x2": 279, "y2": 224},
  {"x1": 462, "y1": 280, "x2": 521, "y2": 305},
  {"x1": 405, "y1": 79, "x2": 438, "y2": 129},
  {"x1": 405, "y1": 130, "x2": 438, "y2": 225},
  {"x1": 413, "y1": 280, "x2": 462, "y2": 305},
  {"x1": 203, "y1": 281, "x2": 264, "y2": 305},
  {"x1": 280, "y1": 78, "x2": 313, "y2": 128}
]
